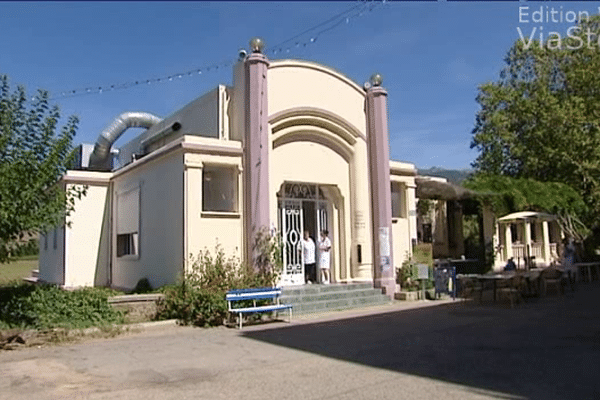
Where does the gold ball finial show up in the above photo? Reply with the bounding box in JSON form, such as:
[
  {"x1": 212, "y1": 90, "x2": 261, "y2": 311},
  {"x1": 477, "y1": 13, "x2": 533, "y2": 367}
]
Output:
[
  {"x1": 249, "y1": 37, "x2": 265, "y2": 53},
  {"x1": 369, "y1": 73, "x2": 383, "y2": 87}
]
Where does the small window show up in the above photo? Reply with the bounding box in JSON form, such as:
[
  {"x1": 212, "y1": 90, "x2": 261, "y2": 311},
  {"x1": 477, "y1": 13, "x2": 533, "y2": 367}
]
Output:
[
  {"x1": 43, "y1": 234, "x2": 48, "y2": 251},
  {"x1": 117, "y1": 233, "x2": 138, "y2": 257},
  {"x1": 391, "y1": 182, "x2": 406, "y2": 219},
  {"x1": 116, "y1": 187, "x2": 140, "y2": 258},
  {"x1": 203, "y1": 166, "x2": 238, "y2": 212},
  {"x1": 53, "y1": 229, "x2": 57, "y2": 250}
]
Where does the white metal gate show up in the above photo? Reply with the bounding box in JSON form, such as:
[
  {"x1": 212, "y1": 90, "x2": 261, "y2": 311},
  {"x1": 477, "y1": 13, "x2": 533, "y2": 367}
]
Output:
[{"x1": 280, "y1": 200, "x2": 304, "y2": 286}]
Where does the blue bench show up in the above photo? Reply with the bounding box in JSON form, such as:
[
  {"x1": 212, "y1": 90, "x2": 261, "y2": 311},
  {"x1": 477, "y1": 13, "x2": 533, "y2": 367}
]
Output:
[{"x1": 226, "y1": 287, "x2": 293, "y2": 329}]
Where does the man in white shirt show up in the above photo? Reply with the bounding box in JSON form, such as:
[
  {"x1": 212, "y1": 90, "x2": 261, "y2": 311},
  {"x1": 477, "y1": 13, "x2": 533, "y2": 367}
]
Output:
[{"x1": 302, "y1": 230, "x2": 316, "y2": 284}]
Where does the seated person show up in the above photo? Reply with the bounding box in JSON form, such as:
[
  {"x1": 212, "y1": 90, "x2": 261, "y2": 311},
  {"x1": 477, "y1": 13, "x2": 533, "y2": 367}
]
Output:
[{"x1": 504, "y1": 258, "x2": 516, "y2": 271}]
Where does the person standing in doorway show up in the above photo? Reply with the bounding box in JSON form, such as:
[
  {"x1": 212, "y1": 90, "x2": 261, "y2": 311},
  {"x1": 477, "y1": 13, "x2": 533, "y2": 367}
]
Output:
[
  {"x1": 319, "y1": 230, "x2": 332, "y2": 284},
  {"x1": 302, "y1": 230, "x2": 316, "y2": 284}
]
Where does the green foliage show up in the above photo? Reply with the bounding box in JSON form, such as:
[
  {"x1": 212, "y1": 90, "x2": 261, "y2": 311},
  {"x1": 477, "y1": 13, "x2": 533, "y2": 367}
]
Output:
[
  {"x1": 130, "y1": 277, "x2": 153, "y2": 294},
  {"x1": 0, "y1": 74, "x2": 85, "y2": 262},
  {"x1": 412, "y1": 243, "x2": 433, "y2": 267},
  {"x1": 464, "y1": 173, "x2": 590, "y2": 241},
  {"x1": 157, "y1": 232, "x2": 283, "y2": 327},
  {"x1": 10, "y1": 239, "x2": 39, "y2": 258},
  {"x1": 470, "y1": 15, "x2": 600, "y2": 227},
  {"x1": 397, "y1": 256, "x2": 433, "y2": 292},
  {"x1": 463, "y1": 214, "x2": 481, "y2": 260},
  {"x1": 416, "y1": 199, "x2": 433, "y2": 222},
  {"x1": 0, "y1": 282, "x2": 123, "y2": 330}
]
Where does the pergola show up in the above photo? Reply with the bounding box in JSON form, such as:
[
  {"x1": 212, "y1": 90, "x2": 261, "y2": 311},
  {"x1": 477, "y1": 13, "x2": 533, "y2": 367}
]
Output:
[{"x1": 496, "y1": 211, "x2": 562, "y2": 269}]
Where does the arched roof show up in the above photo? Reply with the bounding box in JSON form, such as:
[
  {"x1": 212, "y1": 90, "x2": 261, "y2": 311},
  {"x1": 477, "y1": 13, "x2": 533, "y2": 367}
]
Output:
[
  {"x1": 498, "y1": 211, "x2": 557, "y2": 222},
  {"x1": 269, "y1": 59, "x2": 365, "y2": 97}
]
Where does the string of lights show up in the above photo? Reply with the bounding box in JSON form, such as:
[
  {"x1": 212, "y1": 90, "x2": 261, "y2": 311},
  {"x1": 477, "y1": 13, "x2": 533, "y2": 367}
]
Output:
[{"x1": 46, "y1": 0, "x2": 387, "y2": 102}]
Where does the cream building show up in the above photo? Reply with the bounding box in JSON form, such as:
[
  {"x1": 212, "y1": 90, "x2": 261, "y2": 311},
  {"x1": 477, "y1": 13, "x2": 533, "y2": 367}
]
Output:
[{"x1": 39, "y1": 40, "x2": 418, "y2": 296}]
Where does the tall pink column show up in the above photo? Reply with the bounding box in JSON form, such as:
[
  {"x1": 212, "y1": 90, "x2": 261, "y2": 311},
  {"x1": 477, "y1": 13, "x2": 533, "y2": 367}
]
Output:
[
  {"x1": 366, "y1": 75, "x2": 395, "y2": 298},
  {"x1": 244, "y1": 39, "x2": 270, "y2": 265}
]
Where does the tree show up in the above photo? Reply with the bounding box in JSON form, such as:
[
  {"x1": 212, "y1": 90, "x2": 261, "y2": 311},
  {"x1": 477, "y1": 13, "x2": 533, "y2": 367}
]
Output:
[
  {"x1": 0, "y1": 75, "x2": 84, "y2": 262},
  {"x1": 464, "y1": 174, "x2": 589, "y2": 241},
  {"x1": 471, "y1": 15, "x2": 600, "y2": 226}
]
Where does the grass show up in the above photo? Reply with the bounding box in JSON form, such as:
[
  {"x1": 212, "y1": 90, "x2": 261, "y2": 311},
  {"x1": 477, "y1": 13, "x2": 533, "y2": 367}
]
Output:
[{"x1": 0, "y1": 258, "x2": 38, "y2": 285}]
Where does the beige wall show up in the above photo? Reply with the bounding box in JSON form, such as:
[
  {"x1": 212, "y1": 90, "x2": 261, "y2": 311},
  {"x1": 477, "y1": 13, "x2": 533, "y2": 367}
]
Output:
[
  {"x1": 111, "y1": 150, "x2": 184, "y2": 290},
  {"x1": 38, "y1": 171, "x2": 112, "y2": 288},
  {"x1": 64, "y1": 183, "x2": 110, "y2": 288},
  {"x1": 390, "y1": 162, "x2": 417, "y2": 277},
  {"x1": 268, "y1": 60, "x2": 366, "y2": 136},
  {"x1": 270, "y1": 139, "x2": 356, "y2": 282},
  {"x1": 119, "y1": 85, "x2": 230, "y2": 167},
  {"x1": 184, "y1": 147, "x2": 243, "y2": 269}
]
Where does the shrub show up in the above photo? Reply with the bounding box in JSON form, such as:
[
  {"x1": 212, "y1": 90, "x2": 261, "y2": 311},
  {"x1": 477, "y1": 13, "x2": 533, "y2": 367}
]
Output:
[
  {"x1": 0, "y1": 282, "x2": 123, "y2": 330},
  {"x1": 157, "y1": 231, "x2": 282, "y2": 327},
  {"x1": 130, "y1": 277, "x2": 153, "y2": 294},
  {"x1": 397, "y1": 257, "x2": 434, "y2": 292}
]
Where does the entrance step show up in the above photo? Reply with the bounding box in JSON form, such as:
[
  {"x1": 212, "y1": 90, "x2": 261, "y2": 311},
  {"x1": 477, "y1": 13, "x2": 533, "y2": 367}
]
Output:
[{"x1": 280, "y1": 283, "x2": 391, "y2": 316}]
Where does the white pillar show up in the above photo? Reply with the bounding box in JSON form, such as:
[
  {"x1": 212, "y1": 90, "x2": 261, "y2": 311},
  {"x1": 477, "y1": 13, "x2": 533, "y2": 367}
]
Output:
[
  {"x1": 504, "y1": 224, "x2": 513, "y2": 261},
  {"x1": 524, "y1": 221, "x2": 532, "y2": 262},
  {"x1": 406, "y1": 183, "x2": 417, "y2": 251},
  {"x1": 542, "y1": 220, "x2": 551, "y2": 265}
]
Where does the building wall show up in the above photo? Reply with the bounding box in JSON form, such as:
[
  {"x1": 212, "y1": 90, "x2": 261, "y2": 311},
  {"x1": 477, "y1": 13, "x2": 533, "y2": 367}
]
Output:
[
  {"x1": 118, "y1": 86, "x2": 228, "y2": 167},
  {"x1": 266, "y1": 60, "x2": 378, "y2": 282},
  {"x1": 111, "y1": 149, "x2": 184, "y2": 290},
  {"x1": 64, "y1": 182, "x2": 110, "y2": 288},
  {"x1": 38, "y1": 226, "x2": 64, "y2": 285},
  {"x1": 268, "y1": 60, "x2": 366, "y2": 137},
  {"x1": 390, "y1": 162, "x2": 417, "y2": 275},
  {"x1": 184, "y1": 142, "x2": 244, "y2": 270},
  {"x1": 271, "y1": 140, "x2": 355, "y2": 281},
  {"x1": 38, "y1": 171, "x2": 111, "y2": 287}
]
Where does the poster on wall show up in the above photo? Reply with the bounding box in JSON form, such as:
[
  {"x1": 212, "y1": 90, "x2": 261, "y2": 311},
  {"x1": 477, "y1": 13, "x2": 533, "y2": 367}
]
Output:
[{"x1": 379, "y1": 227, "x2": 390, "y2": 271}]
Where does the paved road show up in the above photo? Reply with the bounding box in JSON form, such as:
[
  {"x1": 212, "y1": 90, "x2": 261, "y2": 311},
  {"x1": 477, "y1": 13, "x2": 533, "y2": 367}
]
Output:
[{"x1": 1, "y1": 284, "x2": 599, "y2": 400}]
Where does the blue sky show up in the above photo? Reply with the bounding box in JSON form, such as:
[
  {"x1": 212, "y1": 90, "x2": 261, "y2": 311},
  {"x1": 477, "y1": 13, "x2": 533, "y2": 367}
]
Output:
[{"x1": 1, "y1": 1, "x2": 598, "y2": 170}]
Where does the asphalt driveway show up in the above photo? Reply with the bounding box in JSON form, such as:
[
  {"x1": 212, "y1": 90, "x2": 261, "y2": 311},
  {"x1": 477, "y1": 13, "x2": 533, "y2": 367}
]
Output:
[{"x1": 0, "y1": 284, "x2": 598, "y2": 400}]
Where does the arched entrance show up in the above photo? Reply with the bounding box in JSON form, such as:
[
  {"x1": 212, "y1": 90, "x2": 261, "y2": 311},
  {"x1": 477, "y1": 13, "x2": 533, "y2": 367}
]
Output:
[{"x1": 277, "y1": 182, "x2": 337, "y2": 286}]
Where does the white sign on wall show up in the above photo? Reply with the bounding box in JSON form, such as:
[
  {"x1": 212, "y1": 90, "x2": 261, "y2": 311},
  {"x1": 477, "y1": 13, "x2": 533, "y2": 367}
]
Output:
[
  {"x1": 417, "y1": 264, "x2": 429, "y2": 280},
  {"x1": 379, "y1": 227, "x2": 390, "y2": 271}
]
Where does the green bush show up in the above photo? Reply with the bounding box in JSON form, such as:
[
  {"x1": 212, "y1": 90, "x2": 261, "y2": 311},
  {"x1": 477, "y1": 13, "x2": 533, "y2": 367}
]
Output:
[
  {"x1": 130, "y1": 277, "x2": 153, "y2": 294},
  {"x1": 397, "y1": 257, "x2": 434, "y2": 292},
  {"x1": 157, "y1": 230, "x2": 282, "y2": 327},
  {"x1": 0, "y1": 282, "x2": 123, "y2": 330}
]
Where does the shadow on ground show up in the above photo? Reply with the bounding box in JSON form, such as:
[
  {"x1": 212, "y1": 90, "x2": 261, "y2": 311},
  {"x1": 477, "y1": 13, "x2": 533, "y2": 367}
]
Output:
[{"x1": 243, "y1": 283, "x2": 600, "y2": 400}]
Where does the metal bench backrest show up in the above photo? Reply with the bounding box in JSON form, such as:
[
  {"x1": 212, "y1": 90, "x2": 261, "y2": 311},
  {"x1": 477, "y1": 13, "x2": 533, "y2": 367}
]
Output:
[{"x1": 226, "y1": 287, "x2": 282, "y2": 302}]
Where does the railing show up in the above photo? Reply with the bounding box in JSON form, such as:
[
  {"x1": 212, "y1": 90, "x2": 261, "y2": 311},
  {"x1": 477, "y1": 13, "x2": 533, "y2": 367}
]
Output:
[
  {"x1": 512, "y1": 244, "x2": 525, "y2": 259},
  {"x1": 550, "y1": 243, "x2": 558, "y2": 258},
  {"x1": 531, "y1": 242, "x2": 543, "y2": 258}
]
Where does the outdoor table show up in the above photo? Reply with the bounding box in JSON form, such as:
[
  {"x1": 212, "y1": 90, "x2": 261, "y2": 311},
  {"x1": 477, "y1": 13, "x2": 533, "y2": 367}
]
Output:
[
  {"x1": 457, "y1": 273, "x2": 514, "y2": 302},
  {"x1": 475, "y1": 273, "x2": 514, "y2": 302},
  {"x1": 574, "y1": 262, "x2": 600, "y2": 283}
]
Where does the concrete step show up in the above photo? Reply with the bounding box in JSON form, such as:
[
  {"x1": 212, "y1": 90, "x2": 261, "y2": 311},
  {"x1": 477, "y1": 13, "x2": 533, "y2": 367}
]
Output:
[
  {"x1": 23, "y1": 277, "x2": 38, "y2": 284},
  {"x1": 31, "y1": 269, "x2": 39, "y2": 278},
  {"x1": 290, "y1": 295, "x2": 391, "y2": 316},
  {"x1": 279, "y1": 283, "x2": 391, "y2": 316},
  {"x1": 280, "y1": 288, "x2": 386, "y2": 304},
  {"x1": 281, "y1": 283, "x2": 373, "y2": 296}
]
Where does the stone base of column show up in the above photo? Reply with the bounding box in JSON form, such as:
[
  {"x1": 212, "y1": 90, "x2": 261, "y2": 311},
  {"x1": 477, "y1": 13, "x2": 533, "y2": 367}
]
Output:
[
  {"x1": 357, "y1": 264, "x2": 373, "y2": 281},
  {"x1": 374, "y1": 277, "x2": 396, "y2": 299}
]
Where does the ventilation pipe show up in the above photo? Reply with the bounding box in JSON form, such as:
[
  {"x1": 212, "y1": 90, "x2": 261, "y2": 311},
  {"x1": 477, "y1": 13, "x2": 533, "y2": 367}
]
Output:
[{"x1": 88, "y1": 112, "x2": 162, "y2": 170}]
